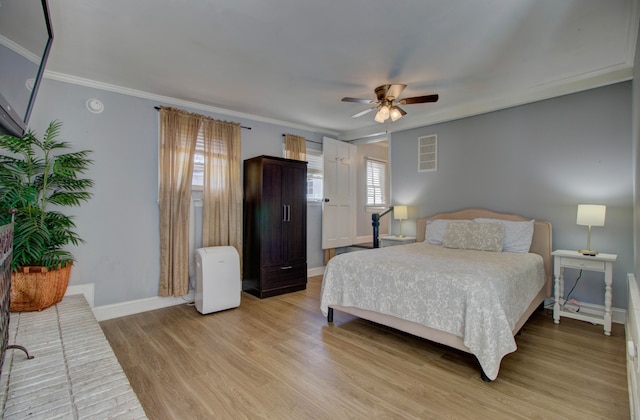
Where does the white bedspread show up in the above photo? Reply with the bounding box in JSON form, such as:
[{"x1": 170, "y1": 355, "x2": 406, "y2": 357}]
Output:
[{"x1": 320, "y1": 243, "x2": 546, "y2": 380}]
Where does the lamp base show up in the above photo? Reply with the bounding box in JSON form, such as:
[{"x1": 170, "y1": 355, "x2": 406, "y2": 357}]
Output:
[
  {"x1": 395, "y1": 234, "x2": 406, "y2": 238},
  {"x1": 578, "y1": 249, "x2": 599, "y2": 256}
]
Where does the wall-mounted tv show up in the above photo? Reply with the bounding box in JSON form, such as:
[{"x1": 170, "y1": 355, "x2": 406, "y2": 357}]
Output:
[{"x1": 0, "y1": 0, "x2": 53, "y2": 137}]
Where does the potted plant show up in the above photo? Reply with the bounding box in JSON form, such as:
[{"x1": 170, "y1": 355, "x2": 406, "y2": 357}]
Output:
[{"x1": 0, "y1": 121, "x2": 93, "y2": 311}]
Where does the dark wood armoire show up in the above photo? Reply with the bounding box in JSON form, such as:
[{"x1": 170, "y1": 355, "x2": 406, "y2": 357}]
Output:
[{"x1": 242, "y1": 155, "x2": 307, "y2": 298}]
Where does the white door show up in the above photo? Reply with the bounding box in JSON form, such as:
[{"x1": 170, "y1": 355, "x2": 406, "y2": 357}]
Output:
[{"x1": 322, "y1": 137, "x2": 356, "y2": 249}]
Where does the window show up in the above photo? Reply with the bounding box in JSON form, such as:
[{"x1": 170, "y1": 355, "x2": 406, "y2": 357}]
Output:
[
  {"x1": 192, "y1": 130, "x2": 205, "y2": 187},
  {"x1": 192, "y1": 126, "x2": 227, "y2": 188},
  {"x1": 306, "y1": 149, "x2": 323, "y2": 202},
  {"x1": 365, "y1": 157, "x2": 388, "y2": 209}
]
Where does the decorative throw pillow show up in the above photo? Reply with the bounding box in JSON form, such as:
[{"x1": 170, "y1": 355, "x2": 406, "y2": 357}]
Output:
[
  {"x1": 425, "y1": 219, "x2": 464, "y2": 245},
  {"x1": 473, "y1": 218, "x2": 534, "y2": 253},
  {"x1": 442, "y1": 221, "x2": 504, "y2": 252}
]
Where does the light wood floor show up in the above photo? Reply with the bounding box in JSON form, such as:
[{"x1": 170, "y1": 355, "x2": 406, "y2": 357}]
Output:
[{"x1": 100, "y1": 276, "x2": 629, "y2": 419}]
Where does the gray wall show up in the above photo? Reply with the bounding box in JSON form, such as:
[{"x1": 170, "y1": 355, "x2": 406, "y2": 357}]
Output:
[
  {"x1": 24, "y1": 76, "x2": 636, "y2": 310},
  {"x1": 390, "y1": 82, "x2": 633, "y2": 309},
  {"x1": 27, "y1": 78, "x2": 329, "y2": 306}
]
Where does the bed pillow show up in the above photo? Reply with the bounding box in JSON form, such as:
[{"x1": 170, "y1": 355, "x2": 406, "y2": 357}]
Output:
[
  {"x1": 442, "y1": 221, "x2": 504, "y2": 252},
  {"x1": 473, "y1": 218, "x2": 534, "y2": 253},
  {"x1": 424, "y1": 219, "x2": 464, "y2": 245}
]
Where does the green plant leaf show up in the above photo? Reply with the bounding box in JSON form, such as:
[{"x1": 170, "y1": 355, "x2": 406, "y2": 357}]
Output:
[{"x1": 0, "y1": 121, "x2": 93, "y2": 270}]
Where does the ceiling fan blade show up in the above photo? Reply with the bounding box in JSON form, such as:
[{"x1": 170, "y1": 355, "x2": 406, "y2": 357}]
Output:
[
  {"x1": 351, "y1": 107, "x2": 376, "y2": 118},
  {"x1": 385, "y1": 84, "x2": 407, "y2": 101},
  {"x1": 342, "y1": 97, "x2": 375, "y2": 104},
  {"x1": 398, "y1": 94, "x2": 439, "y2": 105}
]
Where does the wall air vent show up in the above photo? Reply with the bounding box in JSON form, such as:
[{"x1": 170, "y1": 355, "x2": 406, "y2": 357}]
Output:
[{"x1": 418, "y1": 134, "x2": 437, "y2": 172}]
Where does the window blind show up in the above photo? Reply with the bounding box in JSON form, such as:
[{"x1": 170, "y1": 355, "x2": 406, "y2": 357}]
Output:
[{"x1": 365, "y1": 157, "x2": 388, "y2": 208}]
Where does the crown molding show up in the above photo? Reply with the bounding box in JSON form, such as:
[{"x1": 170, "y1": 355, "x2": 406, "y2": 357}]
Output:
[
  {"x1": 339, "y1": 64, "x2": 633, "y2": 141},
  {"x1": 43, "y1": 70, "x2": 339, "y2": 137},
  {"x1": 0, "y1": 35, "x2": 39, "y2": 63},
  {"x1": 42, "y1": 58, "x2": 632, "y2": 143}
]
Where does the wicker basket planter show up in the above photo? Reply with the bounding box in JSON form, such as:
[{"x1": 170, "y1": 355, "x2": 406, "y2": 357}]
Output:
[{"x1": 10, "y1": 264, "x2": 72, "y2": 312}]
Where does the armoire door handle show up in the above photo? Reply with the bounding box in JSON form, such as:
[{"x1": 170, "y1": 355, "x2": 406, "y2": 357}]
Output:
[{"x1": 283, "y1": 204, "x2": 291, "y2": 222}]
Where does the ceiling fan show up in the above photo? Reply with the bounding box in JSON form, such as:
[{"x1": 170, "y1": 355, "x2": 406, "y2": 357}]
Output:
[{"x1": 341, "y1": 84, "x2": 439, "y2": 123}]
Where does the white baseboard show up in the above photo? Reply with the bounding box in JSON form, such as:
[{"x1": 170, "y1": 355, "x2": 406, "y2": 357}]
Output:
[
  {"x1": 92, "y1": 266, "x2": 326, "y2": 322},
  {"x1": 90, "y1": 269, "x2": 628, "y2": 326},
  {"x1": 308, "y1": 266, "x2": 325, "y2": 277},
  {"x1": 543, "y1": 297, "x2": 626, "y2": 324},
  {"x1": 93, "y1": 292, "x2": 195, "y2": 322},
  {"x1": 65, "y1": 283, "x2": 95, "y2": 308}
]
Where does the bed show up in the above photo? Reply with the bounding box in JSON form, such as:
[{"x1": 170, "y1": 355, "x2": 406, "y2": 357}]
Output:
[{"x1": 320, "y1": 208, "x2": 552, "y2": 381}]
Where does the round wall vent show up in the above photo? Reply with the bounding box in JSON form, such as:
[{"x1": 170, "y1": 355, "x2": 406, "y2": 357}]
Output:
[{"x1": 86, "y1": 99, "x2": 104, "y2": 114}]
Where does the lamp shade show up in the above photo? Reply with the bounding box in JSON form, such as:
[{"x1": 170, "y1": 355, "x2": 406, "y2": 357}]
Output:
[
  {"x1": 576, "y1": 204, "x2": 606, "y2": 227},
  {"x1": 394, "y1": 205, "x2": 407, "y2": 220}
]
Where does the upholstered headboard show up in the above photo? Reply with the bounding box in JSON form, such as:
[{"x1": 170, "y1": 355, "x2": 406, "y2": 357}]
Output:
[{"x1": 416, "y1": 208, "x2": 553, "y2": 296}]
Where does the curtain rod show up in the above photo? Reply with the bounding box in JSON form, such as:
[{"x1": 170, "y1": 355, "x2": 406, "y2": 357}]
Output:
[
  {"x1": 281, "y1": 134, "x2": 322, "y2": 145},
  {"x1": 154, "y1": 106, "x2": 251, "y2": 130}
]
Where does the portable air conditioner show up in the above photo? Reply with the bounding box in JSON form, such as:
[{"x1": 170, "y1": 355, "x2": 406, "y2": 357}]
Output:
[{"x1": 194, "y1": 246, "x2": 241, "y2": 314}]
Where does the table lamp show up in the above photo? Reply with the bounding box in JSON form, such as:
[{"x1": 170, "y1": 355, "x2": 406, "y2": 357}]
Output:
[
  {"x1": 394, "y1": 205, "x2": 407, "y2": 238},
  {"x1": 576, "y1": 204, "x2": 606, "y2": 256}
]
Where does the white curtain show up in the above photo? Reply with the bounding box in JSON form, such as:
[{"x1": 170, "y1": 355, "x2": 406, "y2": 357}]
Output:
[
  {"x1": 201, "y1": 119, "x2": 242, "y2": 262},
  {"x1": 158, "y1": 107, "x2": 242, "y2": 296},
  {"x1": 158, "y1": 107, "x2": 199, "y2": 297}
]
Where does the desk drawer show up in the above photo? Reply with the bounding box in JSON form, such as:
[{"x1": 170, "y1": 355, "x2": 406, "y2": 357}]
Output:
[{"x1": 560, "y1": 257, "x2": 605, "y2": 271}]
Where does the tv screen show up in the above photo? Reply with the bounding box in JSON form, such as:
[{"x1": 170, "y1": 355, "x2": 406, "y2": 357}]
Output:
[{"x1": 0, "y1": 0, "x2": 53, "y2": 137}]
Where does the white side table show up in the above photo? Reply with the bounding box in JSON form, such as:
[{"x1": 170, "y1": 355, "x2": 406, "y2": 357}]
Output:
[
  {"x1": 552, "y1": 249, "x2": 617, "y2": 336},
  {"x1": 379, "y1": 236, "x2": 416, "y2": 247}
]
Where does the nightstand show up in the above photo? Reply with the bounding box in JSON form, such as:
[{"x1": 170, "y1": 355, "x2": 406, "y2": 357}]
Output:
[
  {"x1": 379, "y1": 235, "x2": 416, "y2": 247},
  {"x1": 552, "y1": 249, "x2": 617, "y2": 335}
]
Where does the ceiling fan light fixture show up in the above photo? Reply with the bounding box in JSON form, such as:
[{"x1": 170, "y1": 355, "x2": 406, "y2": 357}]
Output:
[
  {"x1": 390, "y1": 106, "x2": 405, "y2": 122},
  {"x1": 374, "y1": 104, "x2": 390, "y2": 123},
  {"x1": 373, "y1": 110, "x2": 387, "y2": 123},
  {"x1": 380, "y1": 104, "x2": 390, "y2": 117},
  {"x1": 343, "y1": 84, "x2": 439, "y2": 123}
]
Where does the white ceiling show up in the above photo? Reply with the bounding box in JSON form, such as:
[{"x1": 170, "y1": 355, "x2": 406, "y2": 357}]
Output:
[{"x1": 42, "y1": 0, "x2": 638, "y2": 140}]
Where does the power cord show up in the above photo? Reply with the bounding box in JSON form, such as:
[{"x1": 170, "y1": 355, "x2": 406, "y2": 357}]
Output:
[
  {"x1": 181, "y1": 295, "x2": 195, "y2": 306},
  {"x1": 183, "y1": 274, "x2": 196, "y2": 306},
  {"x1": 561, "y1": 269, "x2": 583, "y2": 312},
  {"x1": 180, "y1": 276, "x2": 196, "y2": 306}
]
